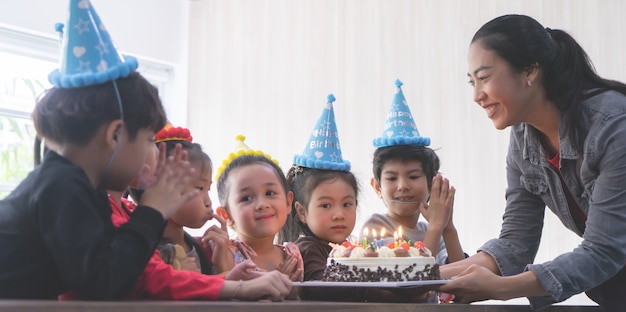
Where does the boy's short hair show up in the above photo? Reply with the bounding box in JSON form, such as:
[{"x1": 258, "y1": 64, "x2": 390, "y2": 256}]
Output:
[
  {"x1": 32, "y1": 72, "x2": 166, "y2": 145},
  {"x1": 372, "y1": 144, "x2": 440, "y2": 189}
]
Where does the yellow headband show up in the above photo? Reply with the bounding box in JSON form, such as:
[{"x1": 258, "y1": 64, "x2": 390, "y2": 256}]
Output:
[{"x1": 214, "y1": 135, "x2": 280, "y2": 182}]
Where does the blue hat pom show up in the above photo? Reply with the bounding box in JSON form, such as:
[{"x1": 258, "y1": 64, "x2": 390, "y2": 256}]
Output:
[
  {"x1": 373, "y1": 79, "x2": 430, "y2": 148},
  {"x1": 48, "y1": 0, "x2": 138, "y2": 88},
  {"x1": 293, "y1": 94, "x2": 351, "y2": 172}
]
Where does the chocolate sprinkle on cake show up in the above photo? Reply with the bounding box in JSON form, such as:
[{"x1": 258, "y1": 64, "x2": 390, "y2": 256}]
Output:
[{"x1": 322, "y1": 259, "x2": 440, "y2": 282}]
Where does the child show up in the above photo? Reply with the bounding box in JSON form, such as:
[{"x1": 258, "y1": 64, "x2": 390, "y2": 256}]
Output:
[
  {"x1": 7, "y1": 0, "x2": 291, "y2": 301},
  {"x1": 282, "y1": 94, "x2": 430, "y2": 302},
  {"x1": 151, "y1": 125, "x2": 233, "y2": 275},
  {"x1": 365, "y1": 80, "x2": 466, "y2": 266},
  {"x1": 0, "y1": 0, "x2": 198, "y2": 299},
  {"x1": 107, "y1": 144, "x2": 292, "y2": 301},
  {"x1": 213, "y1": 135, "x2": 304, "y2": 283}
]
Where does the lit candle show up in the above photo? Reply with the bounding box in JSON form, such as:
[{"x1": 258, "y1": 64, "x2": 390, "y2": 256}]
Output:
[
  {"x1": 363, "y1": 227, "x2": 368, "y2": 247},
  {"x1": 379, "y1": 228, "x2": 386, "y2": 248},
  {"x1": 398, "y1": 226, "x2": 404, "y2": 242},
  {"x1": 393, "y1": 231, "x2": 398, "y2": 248},
  {"x1": 372, "y1": 229, "x2": 378, "y2": 251}
]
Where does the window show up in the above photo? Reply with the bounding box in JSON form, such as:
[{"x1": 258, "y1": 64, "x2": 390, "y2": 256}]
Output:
[
  {"x1": 0, "y1": 26, "x2": 174, "y2": 199},
  {"x1": 0, "y1": 46, "x2": 56, "y2": 199}
]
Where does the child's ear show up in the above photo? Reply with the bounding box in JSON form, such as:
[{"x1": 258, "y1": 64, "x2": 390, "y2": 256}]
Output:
[
  {"x1": 105, "y1": 120, "x2": 125, "y2": 149},
  {"x1": 370, "y1": 177, "x2": 382, "y2": 198},
  {"x1": 294, "y1": 202, "x2": 307, "y2": 223},
  {"x1": 286, "y1": 191, "x2": 294, "y2": 209},
  {"x1": 215, "y1": 206, "x2": 234, "y2": 227}
]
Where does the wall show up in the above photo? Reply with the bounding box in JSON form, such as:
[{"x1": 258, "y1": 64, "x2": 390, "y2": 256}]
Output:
[
  {"x1": 187, "y1": 0, "x2": 626, "y2": 305},
  {"x1": 0, "y1": 0, "x2": 190, "y2": 125},
  {"x1": 2, "y1": 0, "x2": 623, "y2": 306}
]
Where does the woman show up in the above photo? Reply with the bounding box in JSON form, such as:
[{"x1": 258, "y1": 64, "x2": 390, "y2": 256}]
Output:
[{"x1": 439, "y1": 14, "x2": 626, "y2": 311}]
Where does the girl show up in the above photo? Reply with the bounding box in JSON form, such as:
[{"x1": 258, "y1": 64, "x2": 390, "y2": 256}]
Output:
[
  {"x1": 213, "y1": 135, "x2": 303, "y2": 283},
  {"x1": 152, "y1": 125, "x2": 232, "y2": 275},
  {"x1": 440, "y1": 14, "x2": 626, "y2": 311},
  {"x1": 107, "y1": 136, "x2": 293, "y2": 301},
  {"x1": 281, "y1": 94, "x2": 430, "y2": 302}
]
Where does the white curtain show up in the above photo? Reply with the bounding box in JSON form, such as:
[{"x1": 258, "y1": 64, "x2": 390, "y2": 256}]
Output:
[{"x1": 186, "y1": 0, "x2": 626, "y2": 305}]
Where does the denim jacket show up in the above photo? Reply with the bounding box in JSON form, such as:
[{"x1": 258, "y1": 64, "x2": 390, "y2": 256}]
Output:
[{"x1": 479, "y1": 90, "x2": 626, "y2": 309}]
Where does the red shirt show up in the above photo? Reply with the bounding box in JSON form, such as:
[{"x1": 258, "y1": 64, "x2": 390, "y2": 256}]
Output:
[
  {"x1": 110, "y1": 197, "x2": 225, "y2": 300},
  {"x1": 547, "y1": 152, "x2": 587, "y2": 230}
]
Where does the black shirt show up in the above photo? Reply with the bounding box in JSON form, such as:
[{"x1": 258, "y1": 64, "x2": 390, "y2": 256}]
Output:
[{"x1": 0, "y1": 151, "x2": 165, "y2": 299}]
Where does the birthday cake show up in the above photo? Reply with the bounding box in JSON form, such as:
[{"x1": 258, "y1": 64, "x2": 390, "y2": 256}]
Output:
[{"x1": 322, "y1": 241, "x2": 440, "y2": 282}]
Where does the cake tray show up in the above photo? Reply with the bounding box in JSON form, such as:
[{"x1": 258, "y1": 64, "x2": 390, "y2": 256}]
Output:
[{"x1": 292, "y1": 280, "x2": 448, "y2": 289}]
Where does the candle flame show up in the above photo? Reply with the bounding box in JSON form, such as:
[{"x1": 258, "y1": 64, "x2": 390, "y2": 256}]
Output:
[
  {"x1": 363, "y1": 227, "x2": 369, "y2": 236},
  {"x1": 398, "y1": 226, "x2": 403, "y2": 240},
  {"x1": 380, "y1": 228, "x2": 386, "y2": 238},
  {"x1": 372, "y1": 229, "x2": 377, "y2": 238}
]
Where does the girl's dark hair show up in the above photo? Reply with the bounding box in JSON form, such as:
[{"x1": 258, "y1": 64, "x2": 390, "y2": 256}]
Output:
[
  {"x1": 164, "y1": 140, "x2": 212, "y2": 176},
  {"x1": 32, "y1": 72, "x2": 166, "y2": 146},
  {"x1": 128, "y1": 139, "x2": 212, "y2": 203},
  {"x1": 372, "y1": 145, "x2": 440, "y2": 190},
  {"x1": 277, "y1": 166, "x2": 359, "y2": 243},
  {"x1": 216, "y1": 154, "x2": 288, "y2": 215},
  {"x1": 472, "y1": 14, "x2": 626, "y2": 152}
]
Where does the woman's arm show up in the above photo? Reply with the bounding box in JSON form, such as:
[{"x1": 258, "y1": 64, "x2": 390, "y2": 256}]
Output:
[{"x1": 439, "y1": 264, "x2": 548, "y2": 302}]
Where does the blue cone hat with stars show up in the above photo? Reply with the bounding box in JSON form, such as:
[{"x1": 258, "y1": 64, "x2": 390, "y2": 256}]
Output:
[
  {"x1": 48, "y1": 0, "x2": 138, "y2": 88},
  {"x1": 293, "y1": 94, "x2": 351, "y2": 172},
  {"x1": 373, "y1": 79, "x2": 430, "y2": 148}
]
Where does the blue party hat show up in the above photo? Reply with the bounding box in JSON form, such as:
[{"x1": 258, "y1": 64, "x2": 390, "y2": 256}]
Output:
[
  {"x1": 294, "y1": 94, "x2": 351, "y2": 172},
  {"x1": 48, "y1": 0, "x2": 138, "y2": 88},
  {"x1": 373, "y1": 79, "x2": 430, "y2": 148}
]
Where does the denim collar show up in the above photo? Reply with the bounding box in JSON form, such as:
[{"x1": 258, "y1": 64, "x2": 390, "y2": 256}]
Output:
[{"x1": 521, "y1": 116, "x2": 579, "y2": 166}]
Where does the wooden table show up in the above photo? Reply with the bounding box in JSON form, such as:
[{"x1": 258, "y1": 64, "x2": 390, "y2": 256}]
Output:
[{"x1": 0, "y1": 300, "x2": 601, "y2": 312}]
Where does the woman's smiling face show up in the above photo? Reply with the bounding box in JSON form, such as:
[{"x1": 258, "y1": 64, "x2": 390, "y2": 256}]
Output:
[{"x1": 467, "y1": 40, "x2": 533, "y2": 130}]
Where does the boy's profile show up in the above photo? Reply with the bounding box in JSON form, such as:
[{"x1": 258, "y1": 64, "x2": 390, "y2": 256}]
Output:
[{"x1": 0, "y1": 0, "x2": 197, "y2": 299}]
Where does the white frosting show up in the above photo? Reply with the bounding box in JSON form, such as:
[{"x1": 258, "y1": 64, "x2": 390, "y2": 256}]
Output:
[
  {"x1": 326, "y1": 244, "x2": 437, "y2": 281},
  {"x1": 408, "y1": 247, "x2": 421, "y2": 257},
  {"x1": 327, "y1": 256, "x2": 435, "y2": 275},
  {"x1": 349, "y1": 246, "x2": 365, "y2": 258},
  {"x1": 378, "y1": 246, "x2": 395, "y2": 257},
  {"x1": 333, "y1": 245, "x2": 347, "y2": 258}
]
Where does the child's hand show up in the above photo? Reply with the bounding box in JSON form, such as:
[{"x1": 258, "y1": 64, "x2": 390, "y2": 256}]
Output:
[
  {"x1": 277, "y1": 256, "x2": 303, "y2": 282},
  {"x1": 278, "y1": 243, "x2": 304, "y2": 282},
  {"x1": 419, "y1": 174, "x2": 455, "y2": 229},
  {"x1": 134, "y1": 143, "x2": 164, "y2": 190},
  {"x1": 140, "y1": 143, "x2": 200, "y2": 219},
  {"x1": 225, "y1": 259, "x2": 265, "y2": 281},
  {"x1": 202, "y1": 213, "x2": 234, "y2": 274},
  {"x1": 230, "y1": 271, "x2": 292, "y2": 301}
]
